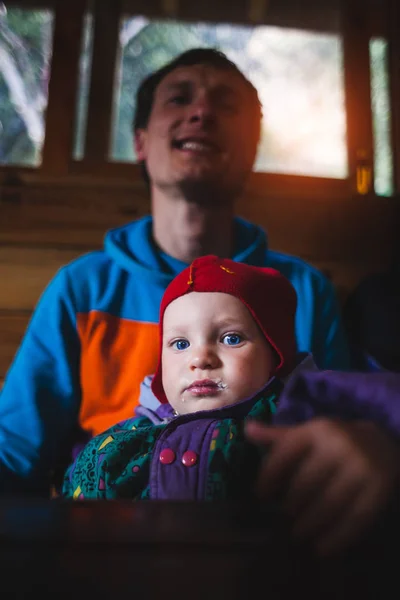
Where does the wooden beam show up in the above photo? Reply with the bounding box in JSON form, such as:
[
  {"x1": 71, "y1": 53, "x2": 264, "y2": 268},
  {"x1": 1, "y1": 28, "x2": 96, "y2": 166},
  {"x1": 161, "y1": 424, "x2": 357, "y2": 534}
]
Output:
[
  {"x1": 84, "y1": 0, "x2": 121, "y2": 161},
  {"x1": 3, "y1": 0, "x2": 56, "y2": 8},
  {"x1": 0, "y1": 311, "x2": 31, "y2": 379},
  {"x1": 0, "y1": 183, "x2": 150, "y2": 246},
  {"x1": 41, "y1": 0, "x2": 86, "y2": 175},
  {"x1": 121, "y1": 0, "x2": 341, "y2": 31},
  {"x1": 0, "y1": 247, "x2": 84, "y2": 310},
  {"x1": 342, "y1": 0, "x2": 375, "y2": 196},
  {"x1": 178, "y1": 0, "x2": 248, "y2": 24},
  {"x1": 0, "y1": 183, "x2": 397, "y2": 261},
  {"x1": 236, "y1": 192, "x2": 398, "y2": 263},
  {"x1": 121, "y1": 0, "x2": 168, "y2": 19},
  {"x1": 248, "y1": 0, "x2": 269, "y2": 24}
]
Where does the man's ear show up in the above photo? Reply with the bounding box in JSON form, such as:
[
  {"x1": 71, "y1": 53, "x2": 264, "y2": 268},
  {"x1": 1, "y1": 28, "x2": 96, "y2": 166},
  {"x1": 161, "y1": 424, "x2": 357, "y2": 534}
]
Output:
[{"x1": 134, "y1": 129, "x2": 147, "y2": 161}]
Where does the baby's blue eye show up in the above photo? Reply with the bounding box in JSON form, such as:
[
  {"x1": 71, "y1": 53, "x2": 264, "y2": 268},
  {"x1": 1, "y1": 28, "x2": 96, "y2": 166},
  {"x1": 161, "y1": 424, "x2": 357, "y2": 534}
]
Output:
[
  {"x1": 173, "y1": 339, "x2": 190, "y2": 351},
  {"x1": 222, "y1": 333, "x2": 242, "y2": 346}
]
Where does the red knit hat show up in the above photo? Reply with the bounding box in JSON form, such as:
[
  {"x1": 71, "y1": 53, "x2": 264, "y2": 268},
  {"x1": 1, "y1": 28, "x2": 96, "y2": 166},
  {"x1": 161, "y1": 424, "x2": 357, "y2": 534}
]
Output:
[{"x1": 151, "y1": 255, "x2": 297, "y2": 404}]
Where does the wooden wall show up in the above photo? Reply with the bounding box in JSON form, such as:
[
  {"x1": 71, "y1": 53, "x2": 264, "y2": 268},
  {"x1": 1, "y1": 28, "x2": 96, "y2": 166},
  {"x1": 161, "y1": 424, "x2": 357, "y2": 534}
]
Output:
[
  {"x1": 1, "y1": 0, "x2": 397, "y2": 387},
  {"x1": 0, "y1": 178, "x2": 398, "y2": 386}
]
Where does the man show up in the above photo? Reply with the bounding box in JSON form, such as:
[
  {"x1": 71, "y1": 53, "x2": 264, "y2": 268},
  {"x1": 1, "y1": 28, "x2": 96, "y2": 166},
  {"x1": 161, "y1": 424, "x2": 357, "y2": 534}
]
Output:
[{"x1": 0, "y1": 48, "x2": 349, "y2": 495}]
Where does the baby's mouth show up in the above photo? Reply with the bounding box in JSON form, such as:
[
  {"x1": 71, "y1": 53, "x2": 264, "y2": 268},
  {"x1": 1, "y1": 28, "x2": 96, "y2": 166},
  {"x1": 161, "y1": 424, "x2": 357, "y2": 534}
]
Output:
[{"x1": 186, "y1": 379, "x2": 226, "y2": 396}]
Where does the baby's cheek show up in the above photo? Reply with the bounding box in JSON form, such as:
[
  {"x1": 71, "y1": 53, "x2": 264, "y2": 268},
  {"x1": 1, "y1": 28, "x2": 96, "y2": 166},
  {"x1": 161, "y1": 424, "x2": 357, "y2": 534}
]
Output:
[{"x1": 170, "y1": 389, "x2": 192, "y2": 414}]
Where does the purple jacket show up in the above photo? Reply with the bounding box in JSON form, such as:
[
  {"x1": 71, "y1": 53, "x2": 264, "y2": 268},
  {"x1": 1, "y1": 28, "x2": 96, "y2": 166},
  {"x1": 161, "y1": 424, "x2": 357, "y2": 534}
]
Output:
[
  {"x1": 276, "y1": 369, "x2": 400, "y2": 437},
  {"x1": 63, "y1": 358, "x2": 400, "y2": 500}
]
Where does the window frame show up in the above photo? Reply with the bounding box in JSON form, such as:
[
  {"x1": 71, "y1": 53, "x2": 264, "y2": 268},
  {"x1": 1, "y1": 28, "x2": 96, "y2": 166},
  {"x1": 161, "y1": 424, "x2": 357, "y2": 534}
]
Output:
[{"x1": 0, "y1": 0, "x2": 398, "y2": 200}]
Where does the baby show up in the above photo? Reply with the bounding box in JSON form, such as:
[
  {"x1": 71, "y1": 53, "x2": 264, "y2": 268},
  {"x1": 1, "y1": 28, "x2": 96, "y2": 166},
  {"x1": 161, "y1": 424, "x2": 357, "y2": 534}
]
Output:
[
  {"x1": 63, "y1": 255, "x2": 400, "y2": 555},
  {"x1": 152, "y1": 252, "x2": 298, "y2": 411}
]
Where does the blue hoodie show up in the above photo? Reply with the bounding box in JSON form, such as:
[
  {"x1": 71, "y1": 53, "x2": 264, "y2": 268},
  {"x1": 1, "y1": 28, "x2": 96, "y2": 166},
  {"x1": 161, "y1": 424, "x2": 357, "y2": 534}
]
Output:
[{"x1": 0, "y1": 215, "x2": 349, "y2": 493}]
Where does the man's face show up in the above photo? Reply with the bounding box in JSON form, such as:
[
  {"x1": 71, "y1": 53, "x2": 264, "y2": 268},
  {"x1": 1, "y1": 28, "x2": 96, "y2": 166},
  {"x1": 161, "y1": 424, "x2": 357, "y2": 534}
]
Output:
[
  {"x1": 135, "y1": 64, "x2": 259, "y2": 200},
  {"x1": 161, "y1": 292, "x2": 275, "y2": 414}
]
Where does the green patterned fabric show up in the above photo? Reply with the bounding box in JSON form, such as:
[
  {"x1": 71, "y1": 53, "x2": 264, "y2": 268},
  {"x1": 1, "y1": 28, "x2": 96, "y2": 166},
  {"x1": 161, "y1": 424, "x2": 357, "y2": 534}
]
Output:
[
  {"x1": 63, "y1": 382, "x2": 282, "y2": 500},
  {"x1": 205, "y1": 389, "x2": 280, "y2": 500},
  {"x1": 63, "y1": 416, "x2": 167, "y2": 499}
]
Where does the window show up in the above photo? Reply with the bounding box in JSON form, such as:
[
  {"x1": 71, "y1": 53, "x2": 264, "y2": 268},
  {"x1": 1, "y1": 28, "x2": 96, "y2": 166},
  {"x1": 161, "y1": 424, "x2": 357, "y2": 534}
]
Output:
[
  {"x1": 1, "y1": 1, "x2": 398, "y2": 199},
  {"x1": 370, "y1": 37, "x2": 394, "y2": 196},
  {"x1": 0, "y1": 5, "x2": 54, "y2": 166},
  {"x1": 73, "y1": 12, "x2": 94, "y2": 161},
  {"x1": 108, "y1": 18, "x2": 348, "y2": 180}
]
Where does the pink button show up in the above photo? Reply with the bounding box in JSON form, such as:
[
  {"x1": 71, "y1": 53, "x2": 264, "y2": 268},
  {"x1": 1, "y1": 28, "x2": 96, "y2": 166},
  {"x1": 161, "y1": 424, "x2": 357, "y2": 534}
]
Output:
[
  {"x1": 182, "y1": 450, "x2": 198, "y2": 467},
  {"x1": 159, "y1": 448, "x2": 176, "y2": 465}
]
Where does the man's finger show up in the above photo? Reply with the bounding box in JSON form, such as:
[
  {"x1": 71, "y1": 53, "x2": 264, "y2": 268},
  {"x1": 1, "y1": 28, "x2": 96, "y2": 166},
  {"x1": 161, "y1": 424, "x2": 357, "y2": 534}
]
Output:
[
  {"x1": 248, "y1": 426, "x2": 312, "y2": 499},
  {"x1": 245, "y1": 421, "x2": 291, "y2": 445}
]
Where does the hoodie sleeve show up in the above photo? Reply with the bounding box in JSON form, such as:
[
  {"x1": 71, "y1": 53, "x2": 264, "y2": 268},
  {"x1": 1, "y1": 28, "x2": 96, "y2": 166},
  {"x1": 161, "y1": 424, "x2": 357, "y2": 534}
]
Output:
[
  {"x1": 310, "y1": 274, "x2": 350, "y2": 371},
  {"x1": 0, "y1": 267, "x2": 81, "y2": 495}
]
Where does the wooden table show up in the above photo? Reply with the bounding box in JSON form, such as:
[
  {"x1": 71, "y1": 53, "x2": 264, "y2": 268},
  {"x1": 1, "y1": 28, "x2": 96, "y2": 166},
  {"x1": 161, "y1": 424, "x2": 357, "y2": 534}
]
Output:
[{"x1": 0, "y1": 498, "x2": 398, "y2": 599}]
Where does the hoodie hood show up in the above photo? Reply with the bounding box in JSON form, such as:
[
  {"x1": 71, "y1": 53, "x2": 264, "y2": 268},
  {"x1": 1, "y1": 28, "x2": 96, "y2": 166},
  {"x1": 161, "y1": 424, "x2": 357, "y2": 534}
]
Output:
[{"x1": 104, "y1": 215, "x2": 268, "y2": 286}]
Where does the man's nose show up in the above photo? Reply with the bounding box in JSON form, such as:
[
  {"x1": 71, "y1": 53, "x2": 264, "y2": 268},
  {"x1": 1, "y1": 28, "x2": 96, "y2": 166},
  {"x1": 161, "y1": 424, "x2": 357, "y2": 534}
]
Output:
[{"x1": 188, "y1": 95, "x2": 214, "y2": 125}]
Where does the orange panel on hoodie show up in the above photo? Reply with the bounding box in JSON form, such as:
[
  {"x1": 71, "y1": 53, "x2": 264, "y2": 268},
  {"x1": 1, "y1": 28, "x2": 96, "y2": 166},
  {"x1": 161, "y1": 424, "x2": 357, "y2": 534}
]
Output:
[{"x1": 77, "y1": 311, "x2": 159, "y2": 436}]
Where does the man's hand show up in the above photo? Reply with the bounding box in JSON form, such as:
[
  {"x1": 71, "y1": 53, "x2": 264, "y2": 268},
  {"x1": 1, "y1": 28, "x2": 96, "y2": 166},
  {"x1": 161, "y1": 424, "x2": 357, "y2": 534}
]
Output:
[{"x1": 245, "y1": 418, "x2": 400, "y2": 556}]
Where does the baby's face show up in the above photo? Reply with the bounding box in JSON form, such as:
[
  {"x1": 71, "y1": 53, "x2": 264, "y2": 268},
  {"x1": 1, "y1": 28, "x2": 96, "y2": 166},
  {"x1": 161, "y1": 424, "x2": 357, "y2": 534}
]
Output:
[{"x1": 161, "y1": 292, "x2": 275, "y2": 414}]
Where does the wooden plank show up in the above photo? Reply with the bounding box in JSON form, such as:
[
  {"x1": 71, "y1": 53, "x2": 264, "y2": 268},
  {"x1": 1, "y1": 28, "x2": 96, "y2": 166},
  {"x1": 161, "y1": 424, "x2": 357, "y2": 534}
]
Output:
[
  {"x1": 237, "y1": 191, "x2": 399, "y2": 263},
  {"x1": 4, "y1": 0, "x2": 57, "y2": 8},
  {"x1": 0, "y1": 247, "x2": 83, "y2": 310},
  {"x1": 0, "y1": 312, "x2": 31, "y2": 379},
  {"x1": 342, "y1": 0, "x2": 375, "y2": 196},
  {"x1": 179, "y1": 0, "x2": 248, "y2": 24},
  {"x1": 0, "y1": 183, "x2": 398, "y2": 261},
  {"x1": 84, "y1": 0, "x2": 121, "y2": 161},
  {"x1": 121, "y1": 0, "x2": 341, "y2": 31},
  {"x1": 368, "y1": 0, "x2": 391, "y2": 36},
  {"x1": 0, "y1": 184, "x2": 150, "y2": 247},
  {"x1": 41, "y1": 0, "x2": 86, "y2": 175},
  {"x1": 121, "y1": 0, "x2": 174, "y2": 19}
]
